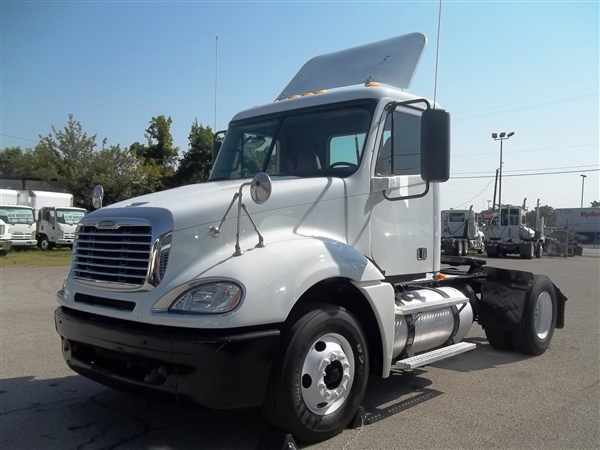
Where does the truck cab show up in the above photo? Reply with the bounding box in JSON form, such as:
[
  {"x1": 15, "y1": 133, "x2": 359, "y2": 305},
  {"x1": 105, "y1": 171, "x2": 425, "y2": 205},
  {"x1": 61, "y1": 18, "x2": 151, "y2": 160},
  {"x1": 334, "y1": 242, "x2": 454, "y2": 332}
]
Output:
[
  {"x1": 485, "y1": 205, "x2": 542, "y2": 258},
  {"x1": 0, "y1": 205, "x2": 37, "y2": 248},
  {"x1": 37, "y1": 206, "x2": 86, "y2": 250},
  {"x1": 54, "y1": 34, "x2": 566, "y2": 444},
  {"x1": 0, "y1": 219, "x2": 11, "y2": 255},
  {"x1": 441, "y1": 208, "x2": 485, "y2": 255}
]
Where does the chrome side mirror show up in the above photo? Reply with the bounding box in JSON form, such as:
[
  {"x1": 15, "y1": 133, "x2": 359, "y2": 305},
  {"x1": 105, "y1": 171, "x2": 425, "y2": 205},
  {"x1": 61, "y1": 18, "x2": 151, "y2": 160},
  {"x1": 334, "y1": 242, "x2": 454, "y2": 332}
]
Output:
[{"x1": 250, "y1": 172, "x2": 272, "y2": 205}]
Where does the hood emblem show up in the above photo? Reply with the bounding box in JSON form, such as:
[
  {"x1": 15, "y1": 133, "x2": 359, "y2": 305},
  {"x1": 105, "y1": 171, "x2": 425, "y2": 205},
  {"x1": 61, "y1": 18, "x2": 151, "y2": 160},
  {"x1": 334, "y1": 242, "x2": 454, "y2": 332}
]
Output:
[{"x1": 97, "y1": 220, "x2": 118, "y2": 229}]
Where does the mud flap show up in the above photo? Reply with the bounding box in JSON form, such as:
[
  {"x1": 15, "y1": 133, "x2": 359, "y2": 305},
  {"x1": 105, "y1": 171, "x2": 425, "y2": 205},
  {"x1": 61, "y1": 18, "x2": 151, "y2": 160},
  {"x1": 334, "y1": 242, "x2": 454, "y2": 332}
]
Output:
[{"x1": 478, "y1": 267, "x2": 567, "y2": 331}]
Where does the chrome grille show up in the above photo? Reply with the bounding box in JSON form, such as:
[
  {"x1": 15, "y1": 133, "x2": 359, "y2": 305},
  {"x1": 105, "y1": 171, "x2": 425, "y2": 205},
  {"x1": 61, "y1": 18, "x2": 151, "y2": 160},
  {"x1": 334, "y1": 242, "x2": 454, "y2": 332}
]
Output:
[{"x1": 73, "y1": 224, "x2": 152, "y2": 285}]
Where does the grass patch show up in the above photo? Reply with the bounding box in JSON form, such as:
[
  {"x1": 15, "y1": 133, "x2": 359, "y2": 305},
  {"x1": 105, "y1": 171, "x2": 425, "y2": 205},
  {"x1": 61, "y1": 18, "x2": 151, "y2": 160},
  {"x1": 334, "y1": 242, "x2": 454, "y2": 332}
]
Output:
[{"x1": 0, "y1": 248, "x2": 72, "y2": 267}]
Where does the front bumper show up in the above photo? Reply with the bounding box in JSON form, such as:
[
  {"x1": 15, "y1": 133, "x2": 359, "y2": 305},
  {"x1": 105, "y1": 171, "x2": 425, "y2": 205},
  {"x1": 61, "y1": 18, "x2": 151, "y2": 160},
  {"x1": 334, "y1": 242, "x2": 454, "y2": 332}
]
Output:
[
  {"x1": 56, "y1": 238, "x2": 74, "y2": 245},
  {"x1": 55, "y1": 307, "x2": 280, "y2": 409},
  {"x1": 11, "y1": 239, "x2": 37, "y2": 247}
]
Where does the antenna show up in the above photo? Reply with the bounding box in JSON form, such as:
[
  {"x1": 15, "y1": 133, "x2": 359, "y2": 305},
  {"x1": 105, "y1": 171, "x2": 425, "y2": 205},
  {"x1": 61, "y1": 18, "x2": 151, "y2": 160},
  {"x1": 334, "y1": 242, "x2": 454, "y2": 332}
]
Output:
[
  {"x1": 432, "y1": 0, "x2": 442, "y2": 108},
  {"x1": 214, "y1": 35, "x2": 219, "y2": 131}
]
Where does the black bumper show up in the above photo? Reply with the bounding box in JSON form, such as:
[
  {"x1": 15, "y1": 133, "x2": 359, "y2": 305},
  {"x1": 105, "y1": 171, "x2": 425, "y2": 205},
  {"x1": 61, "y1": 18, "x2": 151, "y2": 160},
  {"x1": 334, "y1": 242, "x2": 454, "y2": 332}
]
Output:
[{"x1": 55, "y1": 307, "x2": 280, "y2": 409}]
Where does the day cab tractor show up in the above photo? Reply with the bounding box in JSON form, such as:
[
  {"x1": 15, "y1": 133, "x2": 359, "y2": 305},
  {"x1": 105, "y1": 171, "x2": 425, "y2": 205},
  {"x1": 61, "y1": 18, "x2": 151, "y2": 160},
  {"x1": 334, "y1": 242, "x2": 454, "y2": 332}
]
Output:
[
  {"x1": 54, "y1": 34, "x2": 566, "y2": 444},
  {"x1": 485, "y1": 205, "x2": 544, "y2": 259},
  {"x1": 441, "y1": 207, "x2": 485, "y2": 256}
]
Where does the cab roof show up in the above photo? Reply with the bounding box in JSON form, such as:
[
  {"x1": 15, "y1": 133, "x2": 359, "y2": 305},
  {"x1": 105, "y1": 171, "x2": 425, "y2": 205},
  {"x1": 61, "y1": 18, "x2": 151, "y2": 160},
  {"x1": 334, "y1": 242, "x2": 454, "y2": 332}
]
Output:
[{"x1": 232, "y1": 85, "x2": 426, "y2": 122}]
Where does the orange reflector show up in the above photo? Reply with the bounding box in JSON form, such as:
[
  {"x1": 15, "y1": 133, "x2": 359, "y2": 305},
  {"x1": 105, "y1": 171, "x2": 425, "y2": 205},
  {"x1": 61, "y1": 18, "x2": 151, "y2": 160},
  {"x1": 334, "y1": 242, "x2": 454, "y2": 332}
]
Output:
[
  {"x1": 433, "y1": 273, "x2": 447, "y2": 281},
  {"x1": 365, "y1": 81, "x2": 381, "y2": 87}
]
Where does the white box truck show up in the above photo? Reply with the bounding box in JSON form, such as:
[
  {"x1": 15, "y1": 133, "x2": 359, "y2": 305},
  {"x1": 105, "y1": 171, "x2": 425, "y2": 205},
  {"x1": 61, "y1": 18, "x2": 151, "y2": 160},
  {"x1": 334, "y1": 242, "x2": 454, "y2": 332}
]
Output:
[
  {"x1": 0, "y1": 189, "x2": 37, "y2": 248},
  {"x1": 0, "y1": 219, "x2": 11, "y2": 255},
  {"x1": 37, "y1": 206, "x2": 87, "y2": 250},
  {"x1": 54, "y1": 34, "x2": 567, "y2": 444}
]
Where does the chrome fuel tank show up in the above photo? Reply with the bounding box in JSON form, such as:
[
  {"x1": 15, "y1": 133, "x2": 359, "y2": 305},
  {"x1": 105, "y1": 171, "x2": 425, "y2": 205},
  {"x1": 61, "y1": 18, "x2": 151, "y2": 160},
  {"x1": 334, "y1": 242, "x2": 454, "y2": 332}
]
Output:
[{"x1": 393, "y1": 286, "x2": 473, "y2": 359}]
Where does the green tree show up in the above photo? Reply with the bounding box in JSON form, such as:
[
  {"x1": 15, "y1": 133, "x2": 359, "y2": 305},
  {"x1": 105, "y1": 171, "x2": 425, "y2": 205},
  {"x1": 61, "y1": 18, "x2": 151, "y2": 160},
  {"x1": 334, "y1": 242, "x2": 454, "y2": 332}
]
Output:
[
  {"x1": 0, "y1": 147, "x2": 34, "y2": 177},
  {"x1": 591, "y1": 201, "x2": 600, "y2": 208},
  {"x1": 131, "y1": 115, "x2": 178, "y2": 168},
  {"x1": 525, "y1": 204, "x2": 555, "y2": 227},
  {"x1": 173, "y1": 120, "x2": 214, "y2": 185},
  {"x1": 35, "y1": 115, "x2": 98, "y2": 207}
]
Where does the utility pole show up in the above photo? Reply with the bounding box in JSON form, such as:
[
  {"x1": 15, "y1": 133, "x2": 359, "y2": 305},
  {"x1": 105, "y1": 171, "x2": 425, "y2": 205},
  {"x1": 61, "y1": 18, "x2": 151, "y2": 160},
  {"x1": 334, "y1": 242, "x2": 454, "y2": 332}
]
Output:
[
  {"x1": 491, "y1": 131, "x2": 515, "y2": 208},
  {"x1": 580, "y1": 174, "x2": 587, "y2": 208},
  {"x1": 492, "y1": 168, "x2": 499, "y2": 210}
]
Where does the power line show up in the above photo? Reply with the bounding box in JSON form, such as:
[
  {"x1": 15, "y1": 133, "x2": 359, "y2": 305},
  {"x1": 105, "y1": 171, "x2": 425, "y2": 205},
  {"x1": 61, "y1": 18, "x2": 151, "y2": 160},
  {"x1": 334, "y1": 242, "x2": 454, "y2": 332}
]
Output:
[
  {"x1": 451, "y1": 168, "x2": 600, "y2": 180},
  {"x1": 452, "y1": 163, "x2": 600, "y2": 175},
  {"x1": 451, "y1": 178, "x2": 494, "y2": 209}
]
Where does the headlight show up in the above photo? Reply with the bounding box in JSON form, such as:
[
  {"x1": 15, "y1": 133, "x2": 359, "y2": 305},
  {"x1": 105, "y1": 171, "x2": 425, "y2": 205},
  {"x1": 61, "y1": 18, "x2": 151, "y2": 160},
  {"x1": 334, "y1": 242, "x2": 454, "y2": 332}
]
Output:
[
  {"x1": 169, "y1": 281, "x2": 243, "y2": 314},
  {"x1": 31, "y1": 231, "x2": 36, "y2": 238}
]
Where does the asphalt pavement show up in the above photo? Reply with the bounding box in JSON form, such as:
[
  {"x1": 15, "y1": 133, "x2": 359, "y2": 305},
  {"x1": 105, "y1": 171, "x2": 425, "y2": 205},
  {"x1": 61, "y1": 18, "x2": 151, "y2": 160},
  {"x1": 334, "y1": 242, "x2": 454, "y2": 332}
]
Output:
[{"x1": 0, "y1": 256, "x2": 598, "y2": 449}]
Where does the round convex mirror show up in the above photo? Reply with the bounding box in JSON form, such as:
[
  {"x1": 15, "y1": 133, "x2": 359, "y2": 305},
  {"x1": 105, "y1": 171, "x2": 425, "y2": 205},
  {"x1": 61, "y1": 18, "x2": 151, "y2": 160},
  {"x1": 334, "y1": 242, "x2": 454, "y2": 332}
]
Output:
[
  {"x1": 92, "y1": 184, "x2": 104, "y2": 209},
  {"x1": 250, "y1": 172, "x2": 272, "y2": 205}
]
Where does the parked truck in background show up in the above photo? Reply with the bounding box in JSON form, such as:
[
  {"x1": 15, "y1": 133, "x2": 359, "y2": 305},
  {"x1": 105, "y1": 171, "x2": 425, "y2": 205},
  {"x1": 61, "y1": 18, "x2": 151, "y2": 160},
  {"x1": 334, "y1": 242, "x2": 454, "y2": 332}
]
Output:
[
  {"x1": 441, "y1": 207, "x2": 485, "y2": 256},
  {"x1": 54, "y1": 34, "x2": 567, "y2": 444},
  {"x1": 37, "y1": 206, "x2": 87, "y2": 250},
  {"x1": 0, "y1": 219, "x2": 11, "y2": 255},
  {"x1": 0, "y1": 204, "x2": 37, "y2": 248},
  {"x1": 485, "y1": 204, "x2": 544, "y2": 258}
]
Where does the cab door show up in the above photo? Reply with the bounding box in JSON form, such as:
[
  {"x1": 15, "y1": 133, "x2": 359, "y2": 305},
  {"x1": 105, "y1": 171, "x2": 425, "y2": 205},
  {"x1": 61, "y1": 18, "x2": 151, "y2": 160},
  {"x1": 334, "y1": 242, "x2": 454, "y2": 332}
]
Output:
[{"x1": 370, "y1": 106, "x2": 435, "y2": 277}]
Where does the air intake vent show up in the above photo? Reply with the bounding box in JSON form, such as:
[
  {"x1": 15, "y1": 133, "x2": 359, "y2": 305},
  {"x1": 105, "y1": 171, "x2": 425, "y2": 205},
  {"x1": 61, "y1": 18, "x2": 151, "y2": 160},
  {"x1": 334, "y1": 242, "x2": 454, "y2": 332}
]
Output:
[{"x1": 73, "y1": 224, "x2": 152, "y2": 286}]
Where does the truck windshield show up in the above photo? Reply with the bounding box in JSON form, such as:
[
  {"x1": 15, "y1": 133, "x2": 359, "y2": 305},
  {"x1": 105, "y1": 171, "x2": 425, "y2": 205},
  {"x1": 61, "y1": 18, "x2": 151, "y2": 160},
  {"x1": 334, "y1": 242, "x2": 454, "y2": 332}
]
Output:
[
  {"x1": 0, "y1": 207, "x2": 34, "y2": 225},
  {"x1": 210, "y1": 102, "x2": 375, "y2": 181},
  {"x1": 449, "y1": 213, "x2": 465, "y2": 222},
  {"x1": 56, "y1": 209, "x2": 85, "y2": 225}
]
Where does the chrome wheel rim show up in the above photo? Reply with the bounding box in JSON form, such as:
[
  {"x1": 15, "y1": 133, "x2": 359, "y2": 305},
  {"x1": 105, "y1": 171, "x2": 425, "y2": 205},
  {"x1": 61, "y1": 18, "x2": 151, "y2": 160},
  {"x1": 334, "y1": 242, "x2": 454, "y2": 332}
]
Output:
[
  {"x1": 534, "y1": 291, "x2": 553, "y2": 340},
  {"x1": 300, "y1": 333, "x2": 355, "y2": 416}
]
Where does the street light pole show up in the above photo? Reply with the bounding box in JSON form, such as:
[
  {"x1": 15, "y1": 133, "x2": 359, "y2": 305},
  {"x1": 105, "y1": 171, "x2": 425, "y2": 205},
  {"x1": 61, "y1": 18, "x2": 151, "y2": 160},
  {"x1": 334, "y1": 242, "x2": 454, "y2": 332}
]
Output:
[
  {"x1": 580, "y1": 174, "x2": 587, "y2": 208},
  {"x1": 491, "y1": 131, "x2": 515, "y2": 209}
]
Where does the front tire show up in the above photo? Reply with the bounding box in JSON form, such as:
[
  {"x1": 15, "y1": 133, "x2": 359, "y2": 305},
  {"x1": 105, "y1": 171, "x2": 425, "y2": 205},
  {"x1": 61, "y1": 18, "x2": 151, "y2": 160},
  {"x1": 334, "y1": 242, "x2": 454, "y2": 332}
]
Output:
[
  {"x1": 39, "y1": 237, "x2": 54, "y2": 251},
  {"x1": 264, "y1": 304, "x2": 369, "y2": 444}
]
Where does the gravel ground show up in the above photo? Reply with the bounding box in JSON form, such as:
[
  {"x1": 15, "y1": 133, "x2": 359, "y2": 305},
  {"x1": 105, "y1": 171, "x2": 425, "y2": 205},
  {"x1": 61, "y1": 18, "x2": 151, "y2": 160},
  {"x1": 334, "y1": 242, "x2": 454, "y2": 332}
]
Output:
[{"x1": 0, "y1": 256, "x2": 598, "y2": 449}]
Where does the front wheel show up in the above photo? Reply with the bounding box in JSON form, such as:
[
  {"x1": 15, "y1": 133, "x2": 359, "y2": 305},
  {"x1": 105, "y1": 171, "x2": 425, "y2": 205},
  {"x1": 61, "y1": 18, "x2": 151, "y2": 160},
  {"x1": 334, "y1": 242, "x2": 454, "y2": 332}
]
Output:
[
  {"x1": 264, "y1": 304, "x2": 369, "y2": 444},
  {"x1": 39, "y1": 237, "x2": 51, "y2": 251}
]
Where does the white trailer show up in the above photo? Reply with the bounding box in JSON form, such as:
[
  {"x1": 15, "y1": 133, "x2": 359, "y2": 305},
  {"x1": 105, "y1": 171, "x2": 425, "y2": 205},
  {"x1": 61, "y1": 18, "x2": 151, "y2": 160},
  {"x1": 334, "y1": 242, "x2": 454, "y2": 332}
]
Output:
[
  {"x1": 54, "y1": 34, "x2": 567, "y2": 445},
  {"x1": 553, "y1": 208, "x2": 600, "y2": 245}
]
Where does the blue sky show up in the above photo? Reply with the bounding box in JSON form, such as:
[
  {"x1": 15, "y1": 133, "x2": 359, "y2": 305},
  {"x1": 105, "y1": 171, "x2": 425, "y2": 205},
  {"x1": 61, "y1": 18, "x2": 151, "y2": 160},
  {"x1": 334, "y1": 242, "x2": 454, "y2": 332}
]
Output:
[{"x1": 1, "y1": 1, "x2": 598, "y2": 210}]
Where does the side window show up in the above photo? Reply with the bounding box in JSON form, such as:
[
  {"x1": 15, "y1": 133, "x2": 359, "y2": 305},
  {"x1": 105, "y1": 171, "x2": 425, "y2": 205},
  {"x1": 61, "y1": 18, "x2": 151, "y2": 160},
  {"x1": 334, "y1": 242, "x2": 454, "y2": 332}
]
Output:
[
  {"x1": 510, "y1": 209, "x2": 520, "y2": 225},
  {"x1": 375, "y1": 110, "x2": 421, "y2": 176},
  {"x1": 501, "y1": 209, "x2": 509, "y2": 226},
  {"x1": 329, "y1": 133, "x2": 365, "y2": 166}
]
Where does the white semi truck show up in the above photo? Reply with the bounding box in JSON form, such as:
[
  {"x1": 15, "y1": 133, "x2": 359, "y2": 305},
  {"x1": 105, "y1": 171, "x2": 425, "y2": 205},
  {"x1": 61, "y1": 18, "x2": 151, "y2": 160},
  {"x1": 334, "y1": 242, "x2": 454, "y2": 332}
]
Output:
[
  {"x1": 441, "y1": 207, "x2": 485, "y2": 255},
  {"x1": 54, "y1": 34, "x2": 567, "y2": 444},
  {"x1": 485, "y1": 204, "x2": 544, "y2": 258}
]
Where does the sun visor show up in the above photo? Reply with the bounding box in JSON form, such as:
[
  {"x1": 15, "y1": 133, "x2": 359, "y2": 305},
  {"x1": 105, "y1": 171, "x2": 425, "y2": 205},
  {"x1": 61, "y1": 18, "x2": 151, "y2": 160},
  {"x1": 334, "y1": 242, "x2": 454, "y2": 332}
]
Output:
[{"x1": 277, "y1": 33, "x2": 426, "y2": 101}]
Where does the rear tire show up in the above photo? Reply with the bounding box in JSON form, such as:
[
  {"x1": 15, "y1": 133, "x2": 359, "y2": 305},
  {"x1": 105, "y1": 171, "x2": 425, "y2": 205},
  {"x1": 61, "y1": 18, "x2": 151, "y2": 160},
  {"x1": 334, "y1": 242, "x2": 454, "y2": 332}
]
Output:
[
  {"x1": 484, "y1": 325, "x2": 513, "y2": 351},
  {"x1": 535, "y1": 242, "x2": 543, "y2": 258},
  {"x1": 486, "y1": 245, "x2": 498, "y2": 257},
  {"x1": 520, "y1": 242, "x2": 534, "y2": 259},
  {"x1": 264, "y1": 304, "x2": 369, "y2": 444},
  {"x1": 514, "y1": 275, "x2": 557, "y2": 355}
]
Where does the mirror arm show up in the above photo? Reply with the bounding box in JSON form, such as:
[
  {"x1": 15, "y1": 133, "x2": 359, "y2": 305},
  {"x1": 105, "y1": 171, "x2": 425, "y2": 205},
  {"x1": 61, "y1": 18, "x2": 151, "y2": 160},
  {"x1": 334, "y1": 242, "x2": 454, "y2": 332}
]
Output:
[
  {"x1": 241, "y1": 203, "x2": 264, "y2": 248},
  {"x1": 385, "y1": 98, "x2": 431, "y2": 113}
]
